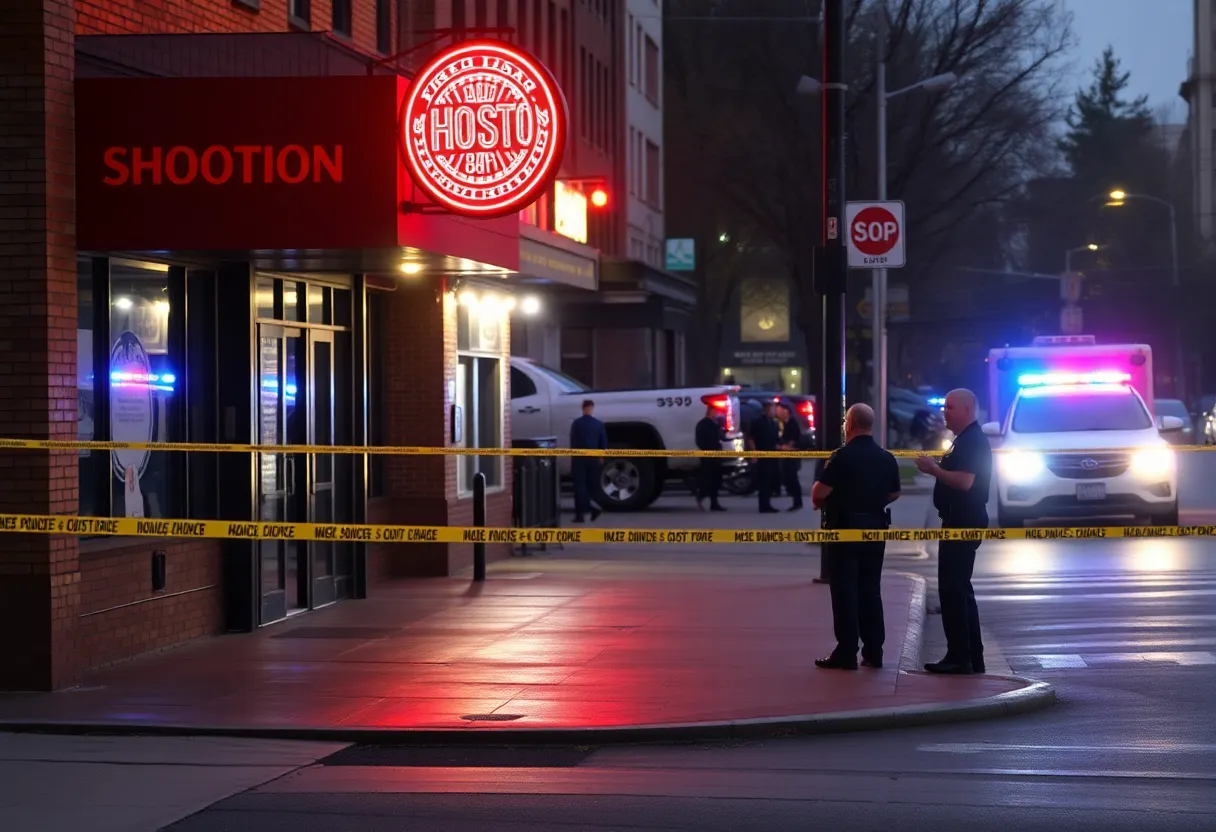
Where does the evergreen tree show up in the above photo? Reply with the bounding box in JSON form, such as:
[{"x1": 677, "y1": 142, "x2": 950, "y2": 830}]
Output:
[{"x1": 1058, "y1": 46, "x2": 1156, "y2": 191}]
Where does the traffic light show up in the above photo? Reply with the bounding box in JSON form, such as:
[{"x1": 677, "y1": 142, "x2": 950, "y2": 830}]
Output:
[{"x1": 589, "y1": 186, "x2": 609, "y2": 209}]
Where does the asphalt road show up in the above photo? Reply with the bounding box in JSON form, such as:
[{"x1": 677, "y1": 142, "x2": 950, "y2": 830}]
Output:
[{"x1": 160, "y1": 457, "x2": 1216, "y2": 831}]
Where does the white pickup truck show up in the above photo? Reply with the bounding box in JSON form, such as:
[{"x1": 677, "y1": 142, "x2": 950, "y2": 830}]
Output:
[{"x1": 508, "y1": 357, "x2": 746, "y2": 511}]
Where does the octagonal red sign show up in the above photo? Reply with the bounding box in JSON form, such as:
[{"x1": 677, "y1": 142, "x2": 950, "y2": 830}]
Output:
[{"x1": 400, "y1": 40, "x2": 568, "y2": 219}]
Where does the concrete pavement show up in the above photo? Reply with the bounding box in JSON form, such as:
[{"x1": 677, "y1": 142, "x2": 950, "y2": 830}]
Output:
[{"x1": 0, "y1": 563, "x2": 1049, "y2": 741}]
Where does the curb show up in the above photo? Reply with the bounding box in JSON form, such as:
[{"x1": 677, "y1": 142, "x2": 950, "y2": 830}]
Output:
[
  {"x1": 0, "y1": 573, "x2": 1055, "y2": 746},
  {"x1": 0, "y1": 680, "x2": 1055, "y2": 745}
]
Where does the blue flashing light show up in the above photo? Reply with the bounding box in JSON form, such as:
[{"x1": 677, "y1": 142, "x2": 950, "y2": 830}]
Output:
[
  {"x1": 110, "y1": 370, "x2": 176, "y2": 393},
  {"x1": 1017, "y1": 370, "x2": 1131, "y2": 388}
]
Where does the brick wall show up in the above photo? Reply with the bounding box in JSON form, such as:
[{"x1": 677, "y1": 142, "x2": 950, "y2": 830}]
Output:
[
  {"x1": 76, "y1": 0, "x2": 393, "y2": 60},
  {"x1": 368, "y1": 275, "x2": 512, "y2": 579},
  {"x1": 0, "y1": 0, "x2": 83, "y2": 692},
  {"x1": 75, "y1": 539, "x2": 223, "y2": 669}
]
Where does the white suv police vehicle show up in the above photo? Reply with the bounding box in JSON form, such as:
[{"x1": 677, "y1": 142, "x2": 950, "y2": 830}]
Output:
[{"x1": 985, "y1": 373, "x2": 1184, "y2": 527}]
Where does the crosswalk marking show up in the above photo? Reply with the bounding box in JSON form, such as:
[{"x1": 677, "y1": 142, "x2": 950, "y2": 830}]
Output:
[{"x1": 1011, "y1": 651, "x2": 1216, "y2": 670}]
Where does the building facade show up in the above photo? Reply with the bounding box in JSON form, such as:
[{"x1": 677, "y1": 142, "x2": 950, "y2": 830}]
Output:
[{"x1": 0, "y1": 0, "x2": 581, "y2": 690}]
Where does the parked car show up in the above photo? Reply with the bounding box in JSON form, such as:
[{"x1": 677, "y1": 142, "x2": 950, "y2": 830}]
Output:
[
  {"x1": 508, "y1": 358, "x2": 746, "y2": 511},
  {"x1": 888, "y1": 387, "x2": 947, "y2": 449},
  {"x1": 1154, "y1": 399, "x2": 1195, "y2": 445}
]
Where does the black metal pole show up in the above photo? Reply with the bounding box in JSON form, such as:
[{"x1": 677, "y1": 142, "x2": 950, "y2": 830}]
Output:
[
  {"x1": 820, "y1": 0, "x2": 847, "y2": 451},
  {"x1": 814, "y1": 0, "x2": 848, "y2": 585},
  {"x1": 472, "y1": 471, "x2": 487, "y2": 581}
]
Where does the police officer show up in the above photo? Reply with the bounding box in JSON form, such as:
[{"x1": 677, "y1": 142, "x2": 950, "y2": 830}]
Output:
[
  {"x1": 811, "y1": 403, "x2": 901, "y2": 670},
  {"x1": 694, "y1": 405, "x2": 726, "y2": 512},
  {"x1": 777, "y1": 402, "x2": 804, "y2": 510},
  {"x1": 916, "y1": 388, "x2": 993, "y2": 674},
  {"x1": 569, "y1": 399, "x2": 607, "y2": 523},
  {"x1": 749, "y1": 400, "x2": 781, "y2": 513}
]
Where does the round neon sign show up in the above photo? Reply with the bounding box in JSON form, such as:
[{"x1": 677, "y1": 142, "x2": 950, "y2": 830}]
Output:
[{"x1": 400, "y1": 41, "x2": 568, "y2": 219}]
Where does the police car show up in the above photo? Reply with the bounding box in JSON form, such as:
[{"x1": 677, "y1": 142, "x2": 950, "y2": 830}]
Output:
[{"x1": 984, "y1": 371, "x2": 1184, "y2": 527}]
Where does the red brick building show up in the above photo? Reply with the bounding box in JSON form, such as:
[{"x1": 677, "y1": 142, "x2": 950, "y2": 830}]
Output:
[{"x1": 0, "y1": 0, "x2": 591, "y2": 690}]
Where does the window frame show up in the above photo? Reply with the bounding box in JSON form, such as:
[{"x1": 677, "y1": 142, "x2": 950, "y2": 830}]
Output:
[
  {"x1": 375, "y1": 0, "x2": 392, "y2": 54},
  {"x1": 332, "y1": 0, "x2": 352, "y2": 37},
  {"x1": 455, "y1": 305, "x2": 506, "y2": 496},
  {"x1": 288, "y1": 0, "x2": 311, "y2": 29}
]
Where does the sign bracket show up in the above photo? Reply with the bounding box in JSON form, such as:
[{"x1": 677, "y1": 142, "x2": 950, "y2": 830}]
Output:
[{"x1": 367, "y1": 27, "x2": 517, "y2": 75}]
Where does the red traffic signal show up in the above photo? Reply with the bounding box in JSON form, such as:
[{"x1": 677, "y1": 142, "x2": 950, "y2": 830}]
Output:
[{"x1": 589, "y1": 187, "x2": 609, "y2": 208}]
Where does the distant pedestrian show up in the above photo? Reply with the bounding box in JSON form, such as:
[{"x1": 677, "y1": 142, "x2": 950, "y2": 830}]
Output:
[
  {"x1": 777, "y1": 402, "x2": 804, "y2": 510},
  {"x1": 750, "y1": 400, "x2": 781, "y2": 514},
  {"x1": 695, "y1": 405, "x2": 726, "y2": 512},
  {"x1": 570, "y1": 399, "x2": 607, "y2": 523},
  {"x1": 811, "y1": 404, "x2": 901, "y2": 670},
  {"x1": 916, "y1": 388, "x2": 993, "y2": 674}
]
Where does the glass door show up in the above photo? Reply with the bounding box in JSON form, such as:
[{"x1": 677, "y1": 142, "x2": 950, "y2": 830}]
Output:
[
  {"x1": 309, "y1": 329, "x2": 337, "y2": 607},
  {"x1": 258, "y1": 324, "x2": 307, "y2": 623}
]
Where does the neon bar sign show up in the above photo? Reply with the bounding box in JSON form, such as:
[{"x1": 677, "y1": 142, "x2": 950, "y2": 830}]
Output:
[{"x1": 400, "y1": 40, "x2": 568, "y2": 218}]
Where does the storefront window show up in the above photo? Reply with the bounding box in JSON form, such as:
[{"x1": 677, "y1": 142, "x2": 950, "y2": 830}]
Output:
[
  {"x1": 78, "y1": 258, "x2": 184, "y2": 520},
  {"x1": 109, "y1": 262, "x2": 182, "y2": 518},
  {"x1": 456, "y1": 302, "x2": 504, "y2": 492}
]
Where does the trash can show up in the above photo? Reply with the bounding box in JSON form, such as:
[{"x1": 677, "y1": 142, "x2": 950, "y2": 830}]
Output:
[{"x1": 512, "y1": 436, "x2": 560, "y2": 556}]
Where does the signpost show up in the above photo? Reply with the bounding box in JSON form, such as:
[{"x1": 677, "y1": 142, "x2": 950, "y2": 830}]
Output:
[
  {"x1": 845, "y1": 200, "x2": 906, "y2": 268},
  {"x1": 665, "y1": 238, "x2": 695, "y2": 271}
]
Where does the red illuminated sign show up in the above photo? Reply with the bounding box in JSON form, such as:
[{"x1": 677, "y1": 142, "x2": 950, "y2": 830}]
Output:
[{"x1": 400, "y1": 40, "x2": 568, "y2": 219}]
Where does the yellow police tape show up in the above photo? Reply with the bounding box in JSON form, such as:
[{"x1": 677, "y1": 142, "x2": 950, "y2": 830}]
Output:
[
  {"x1": 0, "y1": 437, "x2": 1213, "y2": 459},
  {"x1": 1, "y1": 513, "x2": 1214, "y2": 544}
]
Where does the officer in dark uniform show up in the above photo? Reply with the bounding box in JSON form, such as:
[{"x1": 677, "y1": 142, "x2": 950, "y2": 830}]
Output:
[
  {"x1": 569, "y1": 399, "x2": 607, "y2": 522},
  {"x1": 811, "y1": 403, "x2": 902, "y2": 670},
  {"x1": 916, "y1": 388, "x2": 993, "y2": 674},
  {"x1": 694, "y1": 404, "x2": 726, "y2": 512},
  {"x1": 749, "y1": 400, "x2": 781, "y2": 513},
  {"x1": 777, "y1": 402, "x2": 804, "y2": 510}
]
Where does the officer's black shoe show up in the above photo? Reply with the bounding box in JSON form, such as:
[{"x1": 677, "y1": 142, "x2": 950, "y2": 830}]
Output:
[
  {"x1": 924, "y1": 660, "x2": 973, "y2": 674},
  {"x1": 972, "y1": 661, "x2": 986, "y2": 674},
  {"x1": 815, "y1": 655, "x2": 859, "y2": 671},
  {"x1": 787, "y1": 504, "x2": 803, "y2": 512},
  {"x1": 860, "y1": 656, "x2": 883, "y2": 669},
  {"x1": 590, "y1": 508, "x2": 602, "y2": 521}
]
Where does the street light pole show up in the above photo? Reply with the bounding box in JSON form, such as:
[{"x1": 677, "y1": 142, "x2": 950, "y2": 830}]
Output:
[{"x1": 874, "y1": 9, "x2": 889, "y2": 446}]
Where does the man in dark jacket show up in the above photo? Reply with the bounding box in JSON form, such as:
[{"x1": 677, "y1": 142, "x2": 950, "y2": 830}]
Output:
[
  {"x1": 777, "y1": 402, "x2": 804, "y2": 510},
  {"x1": 750, "y1": 400, "x2": 781, "y2": 513},
  {"x1": 570, "y1": 399, "x2": 607, "y2": 522},
  {"x1": 695, "y1": 405, "x2": 726, "y2": 512}
]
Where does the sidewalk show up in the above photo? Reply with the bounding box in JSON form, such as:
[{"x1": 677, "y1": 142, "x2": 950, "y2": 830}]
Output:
[{"x1": 0, "y1": 563, "x2": 1051, "y2": 742}]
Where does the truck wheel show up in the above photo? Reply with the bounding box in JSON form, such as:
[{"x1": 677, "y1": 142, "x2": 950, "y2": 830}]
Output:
[
  {"x1": 596, "y1": 456, "x2": 659, "y2": 511},
  {"x1": 997, "y1": 502, "x2": 1023, "y2": 529}
]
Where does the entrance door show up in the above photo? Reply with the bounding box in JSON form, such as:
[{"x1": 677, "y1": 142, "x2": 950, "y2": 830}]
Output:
[
  {"x1": 309, "y1": 329, "x2": 337, "y2": 608},
  {"x1": 258, "y1": 325, "x2": 306, "y2": 623},
  {"x1": 257, "y1": 324, "x2": 350, "y2": 622}
]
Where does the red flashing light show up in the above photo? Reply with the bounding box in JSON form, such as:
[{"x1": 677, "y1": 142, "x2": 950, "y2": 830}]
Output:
[
  {"x1": 702, "y1": 393, "x2": 735, "y2": 432},
  {"x1": 797, "y1": 399, "x2": 815, "y2": 428},
  {"x1": 590, "y1": 187, "x2": 609, "y2": 208}
]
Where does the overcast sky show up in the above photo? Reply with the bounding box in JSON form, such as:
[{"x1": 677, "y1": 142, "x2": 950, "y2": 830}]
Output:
[{"x1": 1064, "y1": 0, "x2": 1192, "y2": 122}]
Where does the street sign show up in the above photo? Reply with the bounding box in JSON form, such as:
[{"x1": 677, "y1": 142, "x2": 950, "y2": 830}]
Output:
[
  {"x1": 845, "y1": 200, "x2": 906, "y2": 269},
  {"x1": 1060, "y1": 304, "x2": 1083, "y2": 334},
  {"x1": 1060, "y1": 272, "x2": 1082, "y2": 303},
  {"x1": 665, "y1": 238, "x2": 695, "y2": 271}
]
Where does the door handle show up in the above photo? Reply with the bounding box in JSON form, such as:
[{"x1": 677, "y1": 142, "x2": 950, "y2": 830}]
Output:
[
  {"x1": 285, "y1": 456, "x2": 296, "y2": 497},
  {"x1": 518, "y1": 406, "x2": 541, "y2": 414}
]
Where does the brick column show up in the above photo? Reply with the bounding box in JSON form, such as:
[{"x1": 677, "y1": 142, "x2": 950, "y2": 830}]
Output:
[{"x1": 0, "y1": 0, "x2": 82, "y2": 691}]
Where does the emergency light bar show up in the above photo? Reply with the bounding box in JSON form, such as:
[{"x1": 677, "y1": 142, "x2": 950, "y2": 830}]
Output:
[{"x1": 1017, "y1": 370, "x2": 1132, "y2": 388}]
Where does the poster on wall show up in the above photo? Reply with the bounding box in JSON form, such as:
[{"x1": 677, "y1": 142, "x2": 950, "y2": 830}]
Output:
[{"x1": 109, "y1": 330, "x2": 153, "y2": 518}]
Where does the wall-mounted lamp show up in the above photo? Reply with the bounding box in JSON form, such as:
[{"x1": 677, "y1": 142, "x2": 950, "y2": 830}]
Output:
[
  {"x1": 400, "y1": 262, "x2": 423, "y2": 275},
  {"x1": 450, "y1": 281, "x2": 542, "y2": 317}
]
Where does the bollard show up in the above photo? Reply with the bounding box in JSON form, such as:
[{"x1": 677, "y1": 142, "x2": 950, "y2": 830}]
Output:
[{"x1": 472, "y1": 470, "x2": 487, "y2": 582}]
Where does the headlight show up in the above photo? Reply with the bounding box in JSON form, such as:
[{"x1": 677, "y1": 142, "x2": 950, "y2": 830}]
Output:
[
  {"x1": 1130, "y1": 447, "x2": 1174, "y2": 479},
  {"x1": 999, "y1": 451, "x2": 1044, "y2": 484}
]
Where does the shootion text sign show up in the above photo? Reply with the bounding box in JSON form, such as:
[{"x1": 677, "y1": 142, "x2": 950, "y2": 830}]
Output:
[
  {"x1": 401, "y1": 41, "x2": 568, "y2": 219},
  {"x1": 845, "y1": 201, "x2": 906, "y2": 269}
]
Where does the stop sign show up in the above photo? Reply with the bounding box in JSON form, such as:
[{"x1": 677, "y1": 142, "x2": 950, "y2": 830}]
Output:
[{"x1": 844, "y1": 201, "x2": 906, "y2": 268}]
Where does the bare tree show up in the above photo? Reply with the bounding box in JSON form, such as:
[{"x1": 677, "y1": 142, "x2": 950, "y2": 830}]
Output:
[{"x1": 666, "y1": 0, "x2": 1074, "y2": 389}]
